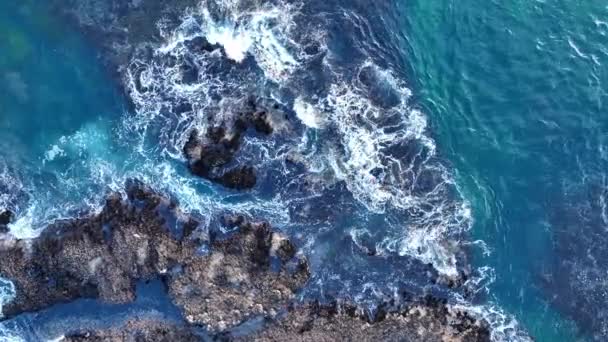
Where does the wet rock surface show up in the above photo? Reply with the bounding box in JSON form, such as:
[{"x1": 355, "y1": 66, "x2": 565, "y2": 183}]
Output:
[
  {"x1": 183, "y1": 97, "x2": 286, "y2": 190},
  {"x1": 0, "y1": 210, "x2": 12, "y2": 233},
  {"x1": 0, "y1": 210, "x2": 12, "y2": 226},
  {"x1": 237, "y1": 300, "x2": 491, "y2": 342},
  {"x1": 169, "y1": 214, "x2": 309, "y2": 332},
  {"x1": 61, "y1": 299, "x2": 490, "y2": 342},
  {"x1": 0, "y1": 182, "x2": 492, "y2": 340},
  {"x1": 0, "y1": 182, "x2": 308, "y2": 332},
  {"x1": 62, "y1": 319, "x2": 202, "y2": 342}
]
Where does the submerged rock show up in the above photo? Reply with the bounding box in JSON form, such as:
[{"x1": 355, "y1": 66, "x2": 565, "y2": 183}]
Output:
[
  {"x1": 543, "y1": 184, "x2": 608, "y2": 340},
  {"x1": 0, "y1": 182, "x2": 309, "y2": 332}
]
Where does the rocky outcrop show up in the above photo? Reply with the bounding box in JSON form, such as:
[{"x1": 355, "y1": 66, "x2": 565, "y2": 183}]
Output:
[
  {"x1": 0, "y1": 183, "x2": 491, "y2": 340},
  {"x1": 62, "y1": 319, "x2": 201, "y2": 342},
  {"x1": 169, "y1": 215, "x2": 309, "y2": 332},
  {"x1": 0, "y1": 182, "x2": 309, "y2": 332},
  {"x1": 183, "y1": 97, "x2": 286, "y2": 190},
  {"x1": 238, "y1": 300, "x2": 490, "y2": 342},
  {"x1": 61, "y1": 299, "x2": 490, "y2": 342},
  {"x1": 0, "y1": 210, "x2": 12, "y2": 226}
]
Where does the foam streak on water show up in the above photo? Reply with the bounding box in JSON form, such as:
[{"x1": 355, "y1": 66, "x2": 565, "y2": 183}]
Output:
[{"x1": 0, "y1": 0, "x2": 532, "y2": 339}]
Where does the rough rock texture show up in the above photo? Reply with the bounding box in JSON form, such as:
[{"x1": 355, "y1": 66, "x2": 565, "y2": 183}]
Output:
[
  {"x1": 61, "y1": 300, "x2": 490, "y2": 342},
  {"x1": 0, "y1": 183, "x2": 491, "y2": 340},
  {"x1": 62, "y1": 319, "x2": 201, "y2": 342},
  {"x1": 183, "y1": 97, "x2": 285, "y2": 190},
  {"x1": 0, "y1": 182, "x2": 309, "y2": 332},
  {"x1": 170, "y1": 215, "x2": 310, "y2": 332},
  {"x1": 0, "y1": 187, "x2": 183, "y2": 316},
  {"x1": 238, "y1": 300, "x2": 490, "y2": 342}
]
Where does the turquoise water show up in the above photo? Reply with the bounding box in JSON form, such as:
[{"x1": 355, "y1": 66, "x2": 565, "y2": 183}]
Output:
[
  {"x1": 0, "y1": 1, "x2": 127, "y2": 233},
  {"x1": 401, "y1": 0, "x2": 608, "y2": 340},
  {"x1": 1, "y1": 0, "x2": 607, "y2": 340},
  {"x1": 0, "y1": 1, "x2": 121, "y2": 158}
]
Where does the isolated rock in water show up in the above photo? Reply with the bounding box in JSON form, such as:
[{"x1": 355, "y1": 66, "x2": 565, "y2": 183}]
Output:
[
  {"x1": 0, "y1": 182, "x2": 309, "y2": 333},
  {"x1": 238, "y1": 300, "x2": 490, "y2": 342},
  {"x1": 183, "y1": 97, "x2": 285, "y2": 190},
  {"x1": 216, "y1": 166, "x2": 257, "y2": 190},
  {"x1": 0, "y1": 210, "x2": 12, "y2": 233},
  {"x1": 62, "y1": 319, "x2": 202, "y2": 342},
  {"x1": 184, "y1": 36, "x2": 222, "y2": 55},
  {"x1": 0, "y1": 210, "x2": 12, "y2": 225}
]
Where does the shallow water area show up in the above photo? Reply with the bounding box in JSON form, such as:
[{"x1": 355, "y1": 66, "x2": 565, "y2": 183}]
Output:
[{"x1": 0, "y1": 1, "x2": 125, "y2": 237}]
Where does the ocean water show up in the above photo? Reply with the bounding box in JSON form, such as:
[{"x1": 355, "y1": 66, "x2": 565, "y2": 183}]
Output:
[
  {"x1": 0, "y1": 0, "x2": 606, "y2": 341},
  {"x1": 402, "y1": 1, "x2": 608, "y2": 340}
]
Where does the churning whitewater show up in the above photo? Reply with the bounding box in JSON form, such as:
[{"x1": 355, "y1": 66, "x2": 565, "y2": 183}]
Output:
[{"x1": 0, "y1": 0, "x2": 534, "y2": 340}]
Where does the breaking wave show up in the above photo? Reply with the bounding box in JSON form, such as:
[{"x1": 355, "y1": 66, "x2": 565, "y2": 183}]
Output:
[{"x1": 0, "y1": 0, "x2": 531, "y2": 340}]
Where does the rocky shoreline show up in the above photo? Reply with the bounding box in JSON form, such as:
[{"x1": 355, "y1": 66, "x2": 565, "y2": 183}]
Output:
[
  {"x1": 0, "y1": 183, "x2": 490, "y2": 341},
  {"x1": 0, "y1": 1, "x2": 497, "y2": 340}
]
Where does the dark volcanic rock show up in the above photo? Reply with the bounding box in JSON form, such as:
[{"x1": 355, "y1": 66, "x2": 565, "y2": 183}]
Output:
[
  {"x1": 216, "y1": 166, "x2": 257, "y2": 190},
  {"x1": 0, "y1": 210, "x2": 12, "y2": 225},
  {"x1": 0, "y1": 187, "x2": 182, "y2": 316},
  {"x1": 235, "y1": 301, "x2": 490, "y2": 342},
  {"x1": 0, "y1": 210, "x2": 12, "y2": 233},
  {"x1": 63, "y1": 319, "x2": 201, "y2": 342},
  {"x1": 0, "y1": 182, "x2": 309, "y2": 332},
  {"x1": 183, "y1": 97, "x2": 284, "y2": 190},
  {"x1": 184, "y1": 36, "x2": 223, "y2": 55},
  {"x1": 59, "y1": 299, "x2": 491, "y2": 342}
]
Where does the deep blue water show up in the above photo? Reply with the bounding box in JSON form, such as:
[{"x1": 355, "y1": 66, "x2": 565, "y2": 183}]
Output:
[{"x1": 0, "y1": 0, "x2": 607, "y2": 341}]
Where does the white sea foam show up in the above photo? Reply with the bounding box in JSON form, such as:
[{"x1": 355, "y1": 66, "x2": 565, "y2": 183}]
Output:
[
  {"x1": 289, "y1": 61, "x2": 472, "y2": 278},
  {"x1": 158, "y1": 0, "x2": 301, "y2": 83},
  {"x1": 293, "y1": 97, "x2": 325, "y2": 128},
  {"x1": 0, "y1": 277, "x2": 15, "y2": 318},
  {"x1": 43, "y1": 145, "x2": 65, "y2": 163},
  {"x1": 454, "y1": 302, "x2": 533, "y2": 342},
  {"x1": 0, "y1": 165, "x2": 22, "y2": 216},
  {"x1": 0, "y1": 1, "x2": 515, "y2": 339},
  {"x1": 137, "y1": 1, "x2": 474, "y2": 279}
]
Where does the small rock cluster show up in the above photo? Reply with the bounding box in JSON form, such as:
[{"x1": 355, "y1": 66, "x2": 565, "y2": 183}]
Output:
[{"x1": 183, "y1": 97, "x2": 286, "y2": 190}]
